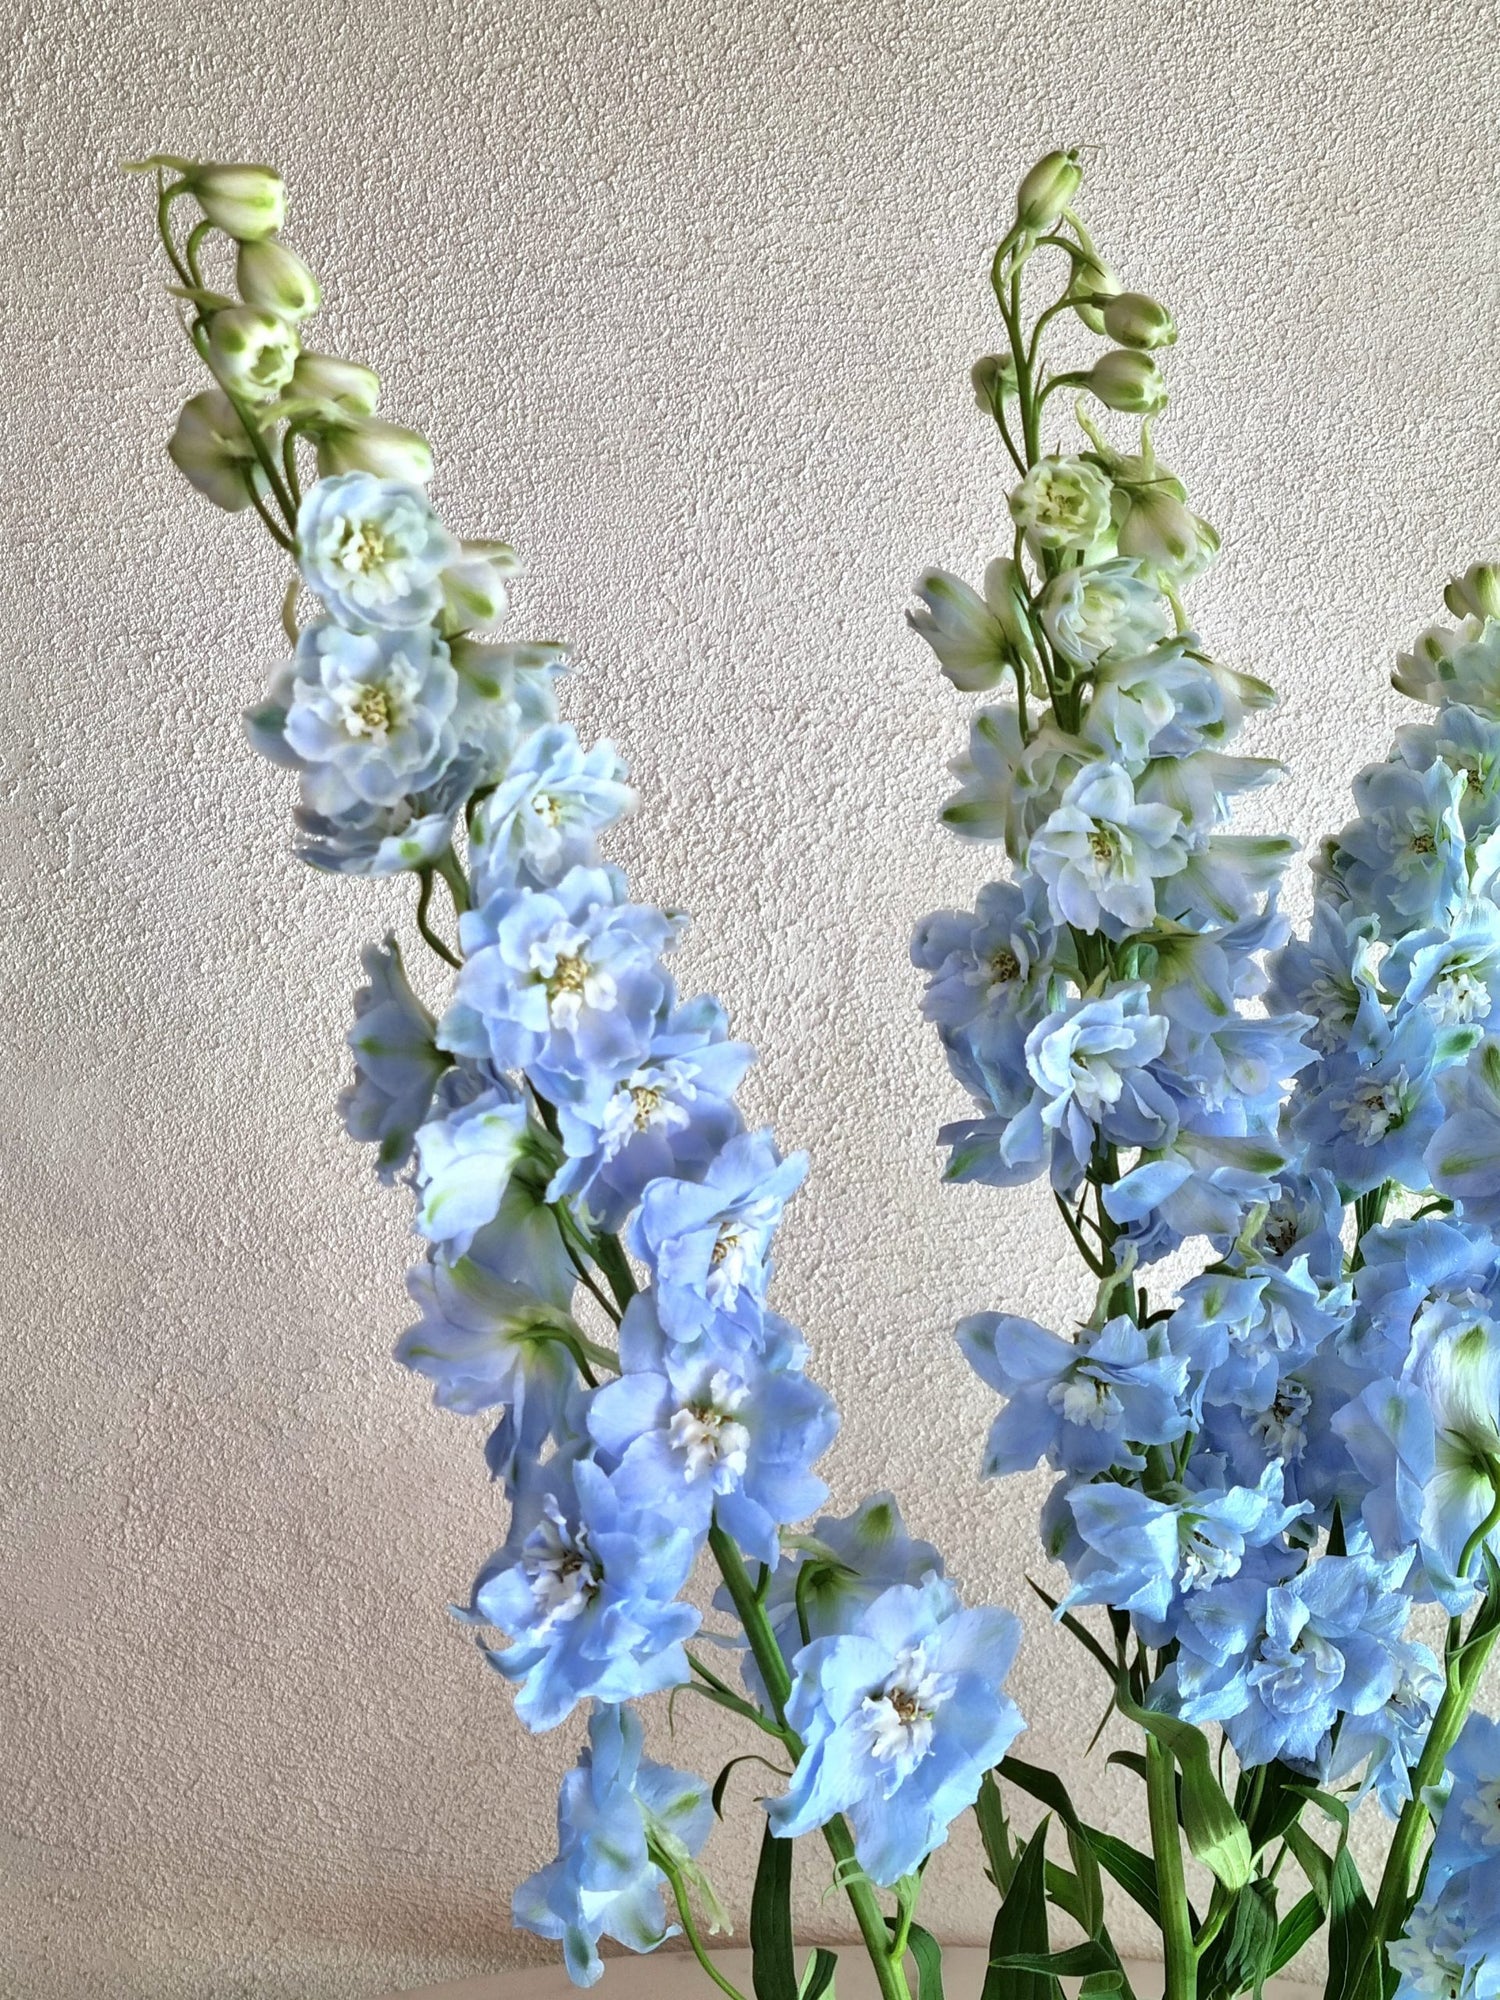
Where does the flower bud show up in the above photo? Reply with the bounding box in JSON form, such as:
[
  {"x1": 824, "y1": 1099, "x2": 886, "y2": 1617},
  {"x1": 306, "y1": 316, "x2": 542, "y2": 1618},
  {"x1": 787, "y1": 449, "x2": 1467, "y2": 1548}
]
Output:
[
  {"x1": 286, "y1": 353, "x2": 381, "y2": 418},
  {"x1": 1015, "y1": 149, "x2": 1082, "y2": 232},
  {"x1": 315, "y1": 418, "x2": 433, "y2": 485},
  {"x1": 971, "y1": 354, "x2": 1019, "y2": 419},
  {"x1": 236, "y1": 239, "x2": 320, "y2": 321},
  {"x1": 440, "y1": 540, "x2": 522, "y2": 633},
  {"x1": 1445, "y1": 563, "x2": 1500, "y2": 625},
  {"x1": 1100, "y1": 291, "x2": 1177, "y2": 351},
  {"x1": 1113, "y1": 481, "x2": 1199, "y2": 567},
  {"x1": 1084, "y1": 349, "x2": 1168, "y2": 416},
  {"x1": 167, "y1": 388, "x2": 261, "y2": 511},
  {"x1": 206, "y1": 305, "x2": 299, "y2": 401},
  {"x1": 188, "y1": 163, "x2": 285, "y2": 241},
  {"x1": 1066, "y1": 253, "x2": 1120, "y2": 336}
]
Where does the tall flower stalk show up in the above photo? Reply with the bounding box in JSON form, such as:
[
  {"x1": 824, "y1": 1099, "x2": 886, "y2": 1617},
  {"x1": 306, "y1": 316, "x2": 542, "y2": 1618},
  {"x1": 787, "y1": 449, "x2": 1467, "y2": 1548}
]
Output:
[{"x1": 914, "y1": 149, "x2": 1500, "y2": 2000}]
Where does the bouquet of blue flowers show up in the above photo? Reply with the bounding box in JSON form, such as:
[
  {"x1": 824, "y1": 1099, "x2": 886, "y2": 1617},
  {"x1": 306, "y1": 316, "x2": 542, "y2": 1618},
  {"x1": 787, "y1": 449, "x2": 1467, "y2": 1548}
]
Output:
[{"x1": 130, "y1": 144, "x2": 1500, "y2": 2000}]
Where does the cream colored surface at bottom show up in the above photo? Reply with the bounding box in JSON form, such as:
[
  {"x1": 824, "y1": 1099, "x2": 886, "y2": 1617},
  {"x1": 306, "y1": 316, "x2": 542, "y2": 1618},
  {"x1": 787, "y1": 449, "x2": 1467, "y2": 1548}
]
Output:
[{"x1": 385, "y1": 1948, "x2": 1316, "y2": 2000}]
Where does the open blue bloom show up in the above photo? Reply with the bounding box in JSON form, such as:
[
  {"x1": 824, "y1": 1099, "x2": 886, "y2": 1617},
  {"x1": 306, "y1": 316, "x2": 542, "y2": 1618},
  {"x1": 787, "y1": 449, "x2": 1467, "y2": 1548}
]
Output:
[
  {"x1": 911, "y1": 875, "x2": 1058, "y2": 1090},
  {"x1": 251, "y1": 618, "x2": 460, "y2": 818},
  {"x1": 548, "y1": 997, "x2": 753, "y2": 1233},
  {"x1": 396, "y1": 1249, "x2": 582, "y2": 1442},
  {"x1": 1266, "y1": 902, "x2": 1386, "y2": 1059},
  {"x1": 1061, "y1": 1463, "x2": 1307, "y2": 1644},
  {"x1": 957, "y1": 1312, "x2": 1188, "y2": 1477},
  {"x1": 1105, "y1": 1125, "x2": 1290, "y2": 1266},
  {"x1": 1290, "y1": 1008, "x2": 1456, "y2": 1196},
  {"x1": 297, "y1": 473, "x2": 457, "y2": 630},
  {"x1": 1397, "y1": 702, "x2": 1500, "y2": 845},
  {"x1": 1028, "y1": 761, "x2": 1189, "y2": 934},
  {"x1": 1083, "y1": 645, "x2": 1273, "y2": 764},
  {"x1": 768, "y1": 1575, "x2": 1024, "y2": 1885},
  {"x1": 290, "y1": 748, "x2": 480, "y2": 877},
  {"x1": 1388, "y1": 903, "x2": 1500, "y2": 1032},
  {"x1": 1015, "y1": 983, "x2": 1177, "y2": 1190},
  {"x1": 1147, "y1": 936, "x2": 1314, "y2": 1124},
  {"x1": 942, "y1": 706, "x2": 1088, "y2": 860},
  {"x1": 1428, "y1": 1713, "x2": 1500, "y2": 1895},
  {"x1": 413, "y1": 1080, "x2": 535, "y2": 1256},
  {"x1": 440, "y1": 866, "x2": 683, "y2": 1099},
  {"x1": 1347, "y1": 1215, "x2": 1500, "y2": 1372},
  {"x1": 1039, "y1": 557, "x2": 1172, "y2": 671},
  {"x1": 466, "y1": 1454, "x2": 700, "y2": 1731},
  {"x1": 1330, "y1": 759, "x2": 1469, "y2": 937},
  {"x1": 587, "y1": 1308, "x2": 836, "y2": 1566},
  {"x1": 513, "y1": 1704, "x2": 712, "y2": 1988},
  {"x1": 1335, "y1": 1299, "x2": 1500, "y2": 1611},
  {"x1": 1325, "y1": 1646, "x2": 1443, "y2": 1818},
  {"x1": 1232, "y1": 1168, "x2": 1348, "y2": 1285},
  {"x1": 471, "y1": 724, "x2": 636, "y2": 899},
  {"x1": 1430, "y1": 1039, "x2": 1500, "y2": 1225},
  {"x1": 338, "y1": 935, "x2": 448, "y2": 1182},
  {"x1": 1167, "y1": 1262, "x2": 1347, "y2": 1415},
  {"x1": 627, "y1": 1131, "x2": 808, "y2": 1351},
  {"x1": 1389, "y1": 1872, "x2": 1500, "y2": 2000},
  {"x1": 1197, "y1": 1346, "x2": 1366, "y2": 1526},
  {"x1": 1168, "y1": 1545, "x2": 1431, "y2": 1774}
]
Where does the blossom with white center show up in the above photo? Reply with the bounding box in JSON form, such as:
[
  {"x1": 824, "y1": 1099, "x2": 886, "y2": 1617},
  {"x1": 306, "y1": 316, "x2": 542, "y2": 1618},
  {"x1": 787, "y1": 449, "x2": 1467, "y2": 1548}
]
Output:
[
  {"x1": 1047, "y1": 1373, "x2": 1126, "y2": 1431},
  {"x1": 860, "y1": 1645, "x2": 953, "y2": 1778},
  {"x1": 297, "y1": 472, "x2": 457, "y2": 630},
  {"x1": 667, "y1": 1374, "x2": 751, "y2": 1485},
  {"x1": 1028, "y1": 760, "x2": 1190, "y2": 935}
]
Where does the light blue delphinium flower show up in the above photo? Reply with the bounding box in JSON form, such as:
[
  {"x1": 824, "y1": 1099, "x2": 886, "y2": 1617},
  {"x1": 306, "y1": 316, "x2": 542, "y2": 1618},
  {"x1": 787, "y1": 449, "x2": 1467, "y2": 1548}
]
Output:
[
  {"x1": 1327, "y1": 759, "x2": 1470, "y2": 937},
  {"x1": 296, "y1": 472, "x2": 457, "y2": 630},
  {"x1": 250, "y1": 619, "x2": 460, "y2": 817},
  {"x1": 1197, "y1": 1348, "x2": 1367, "y2": 1527},
  {"x1": 1393, "y1": 617, "x2": 1500, "y2": 715},
  {"x1": 1427, "y1": 1713, "x2": 1500, "y2": 1892},
  {"x1": 1104, "y1": 1124, "x2": 1290, "y2": 1267},
  {"x1": 291, "y1": 749, "x2": 479, "y2": 877},
  {"x1": 627, "y1": 1131, "x2": 808, "y2": 1351},
  {"x1": 439, "y1": 865, "x2": 684, "y2": 1100},
  {"x1": 956, "y1": 1311, "x2": 1188, "y2": 1477},
  {"x1": 1429, "y1": 1038, "x2": 1500, "y2": 1226},
  {"x1": 1388, "y1": 902, "x2": 1500, "y2": 1033},
  {"x1": 1289, "y1": 1009, "x2": 1462, "y2": 1196},
  {"x1": 548, "y1": 997, "x2": 753, "y2": 1233},
  {"x1": 1167, "y1": 1544, "x2": 1434, "y2": 1775},
  {"x1": 413, "y1": 1081, "x2": 535, "y2": 1257},
  {"x1": 941, "y1": 706, "x2": 1089, "y2": 861},
  {"x1": 1345, "y1": 1215, "x2": 1500, "y2": 1373},
  {"x1": 1389, "y1": 1875, "x2": 1500, "y2": 2000},
  {"x1": 1028, "y1": 760, "x2": 1190, "y2": 934},
  {"x1": 1084, "y1": 646, "x2": 1274, "y2": 764},
  {"x1": 586, "y1": 1296, "x2": 837, "y2": 1566},
  {"x1": 1014, "y1": 983, "x2": 1177, "y2": 1191},
  {"x1": 1324, "y1": 1646, "x2": 1443, "y2": 1818},
  {"x1": 470, "y1": 724, "x2": 637, "y2": 899},
  {"x1": 1266, "y1": 901, "x2": 1387, "y2": 1059},
  {"x1": 1039, "y1": 557, "x2": 1172, "y2": 669},
  {"x1": 338, "y1": 934, "x2": 449, "y2": 1182},
  {"x1": 396, "y1": 1248, "x2": 582, "y2": 1433},
  {"x1": 1166, "y1": 1262, "x2": 1347, "y2": 1416},
  {"x1": 1144, "y1": 914, "x2": 1315, "y2": 1123},
  {"x1": 911, "y1": 875, "x2": 1060, "y2": 1091},
  {"x1": 1334, "y1": 1299, "x2": 1500, "y2": 1611},
  {"x1": 1398, "y1": 703, "x2": 1500, "y2": 845},
  {"x1": 767, "y1": 1574, "x2": 1025, "y2": 1885},
  {"x1": 1059, "y1": 1463, "x2": 1307, "y2": 1645},
  {"x1": 512, "y1": 1703, "x2": 713, "y2": 1989},
  {"x1": 466, "y1": 1453, "x2": 701, "y2": 1731}
]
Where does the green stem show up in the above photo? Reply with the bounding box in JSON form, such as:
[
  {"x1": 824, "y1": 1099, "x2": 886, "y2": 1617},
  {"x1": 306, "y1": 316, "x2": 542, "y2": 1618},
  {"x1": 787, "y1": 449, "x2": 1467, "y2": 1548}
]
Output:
[
  {"x1": 414, "y1": 868, "x2": 461, "y2": 968},
  {"x1": 436, "y1": 844, "x2": 470, "y2": 916},
  {"x1": 1146, "y1": 1735, "x2": 1195, "y2": 2000},
  {"x1": 658, "y1": 1856, "x2": 752, "y2": 2000},
  {"x1": 708, "y1": 1524, "x2": 912, "y2": 2000}
]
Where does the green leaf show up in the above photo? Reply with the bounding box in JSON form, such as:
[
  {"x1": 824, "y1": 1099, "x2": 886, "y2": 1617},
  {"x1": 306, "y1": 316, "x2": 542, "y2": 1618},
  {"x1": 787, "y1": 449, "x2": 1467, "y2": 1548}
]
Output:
[
  {"x1": 1106, "y1": 1750, "x2": 1152, "y2": 1787},
  {"x1": 998, "y1": 1756, "x2": 1167, "y2": 1928},
  {"x1": 1026, "y1": 1578, "x2": 1120, "y2": 1677},
  {"x1": 1265, "y1": 1892, "x2": 1323, "y2": 1980},
  {"x1": 983, "y1": 1821, "x2": 1059, "y2": 2000},
  {"x1": 1324, "y1": 1846, "x2": 1374, "y2": 2000},
  {"x1": 750, "y1": 1823, "x2": 798, "y2": 2000},
  {"x1": 1209, "y1": 1879, "x2": 1279, "y2": 1999},
  {"x1": 1243, "y1": 1760, "x2": 1311, "y2": 1857},
  {"x1": 1284, "y1": 1823, "x2": 1333, "y2": 1909},
  {"x1": 1067, "y1": 1823, "x2": 1104, "y2": 1938},
  {"x1": 797, "y1": 1949, "x2": 837, "y2": 2000},
  {"x1": 1114, "y1": 1684, "x2": 1252, "y2": 1893},
  {"x1": 905, "y1": 1923, "x2": 944, "y2": 2000},
  {"x1": 975, "y1": 1771, "x2": 1015, "y2": 1893},
  {"x1": 710, "y1": 1754, "x2": 788, "y2": 1818},
  {"x1": 992, "y1": 1944, "x2": 1118, "y2": 1979}
]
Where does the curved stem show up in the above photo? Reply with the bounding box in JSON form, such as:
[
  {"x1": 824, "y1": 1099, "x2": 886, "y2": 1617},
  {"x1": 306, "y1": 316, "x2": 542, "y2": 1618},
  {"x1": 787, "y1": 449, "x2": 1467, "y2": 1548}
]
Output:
[
  {"x1": 658, "y1": 1858, "x2": 752, "y2": 2000},
  {"x1": 414, "y1": 868, "x2": 461, "y2": 968}
]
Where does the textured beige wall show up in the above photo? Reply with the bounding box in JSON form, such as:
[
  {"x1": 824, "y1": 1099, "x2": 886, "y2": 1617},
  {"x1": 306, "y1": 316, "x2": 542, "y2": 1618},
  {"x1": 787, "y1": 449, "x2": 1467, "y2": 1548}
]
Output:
[{"x1": 5, "y1": 0, "x2": 1500, "y2": 1994}]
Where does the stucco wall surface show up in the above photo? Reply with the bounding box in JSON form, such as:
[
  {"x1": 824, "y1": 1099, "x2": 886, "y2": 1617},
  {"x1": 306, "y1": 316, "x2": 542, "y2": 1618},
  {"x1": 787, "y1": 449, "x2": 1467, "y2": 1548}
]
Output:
[{"x1": 4, "y1": 0, "x2": 1500, "y2": 1993}]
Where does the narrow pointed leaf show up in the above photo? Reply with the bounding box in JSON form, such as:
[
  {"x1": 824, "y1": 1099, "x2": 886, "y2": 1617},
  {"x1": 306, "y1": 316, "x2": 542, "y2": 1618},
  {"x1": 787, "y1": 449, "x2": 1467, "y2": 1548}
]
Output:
[
  {"x1": 983, "y1": 1821, "x2": 1059, "y2": 2000},
  {"x1": 798, "y1": 1949, "x2": 837, "y2": 2000},
  {"x1": 750, "y1": 1822, "x2": 798, "y2": 2000}
]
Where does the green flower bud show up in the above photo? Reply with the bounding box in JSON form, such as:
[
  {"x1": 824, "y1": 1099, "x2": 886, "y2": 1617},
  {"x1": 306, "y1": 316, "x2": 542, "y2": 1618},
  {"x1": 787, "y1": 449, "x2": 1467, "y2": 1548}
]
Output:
[
  {"x1": 1084, "y1": 349, "x2": 1168, "y2": 416},
  {"x1": 285, "y1": 353, "x2": 380, "y2": 418},
  {"x1": 188, "y1": 163, "x2": 285, "y2": 241},
  {"x1": 205, "y1": 305, "x2": 299, "y2": 402},
  {"x1": 167, "y1": 388, "x2": 261, "y2": 511},
  {"x1": 1114, "y1": 481, "x2": 1218, "y2": 581},
  {"x1": 1099, "y1": 290, "x2": 1177, "y2": 351},
  {"x1": 236, "y1": 239, "x2": 320, "y2": 321},
  {"x1": 971, "y1": 354, "x2": 1019, "y2": 419},
  {"x1": 1015, "y1": 149, "x2": 1082, "y2": 232},
  {"x1": 440, "y1": 540, "x2": 523, "y2": 633},
  {"x1": 1070, "y1": 254, "x2": 1120, "y2": 335},
  {"x1": 315, "y1": 418, "x2": 433, "y2": 484},
  {"x1": 1445, "y1": 563, "x2": 1500, "y2": 624}
]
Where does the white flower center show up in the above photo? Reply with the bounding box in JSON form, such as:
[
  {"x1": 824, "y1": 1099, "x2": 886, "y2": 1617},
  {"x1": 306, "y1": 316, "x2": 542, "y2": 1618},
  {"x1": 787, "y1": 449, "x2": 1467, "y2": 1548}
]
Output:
[
  {"x1": 667, "y1": 1374, "x2": 751, "y2": 1485},
  {"x1": 1248, "y1": 1380, "x2": 1313, "y2": 1461},
  {"x1": 598, "y1": 1062, "x2": 697, "y2": 1160},
  {"x1": 1179, "y1": 1520, "x2": 1240, "y2": 1592},
  {"x1": 1433, "y1": 968, "x2": 1488, "y2": 1024},
  {"x1": 523, "y1": 1506, "x2": 599, "y2": 1635},
  {"x1": 1048, "y1": 1372, "x2": 1124, "y2": 1431},
  {"x1": 1342, "y1": 1068, "x2": 1408, "y2": 1144},
  {"x1": 860, "y1": 1645, "x2": 953, "y2": 1778},
  {"x1": 530, "y1": 922, "x2": 616, "y2": 1031},
  {"x1": 1461, "y1": 1779, "x2": 1500, "y2": 1848}
]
